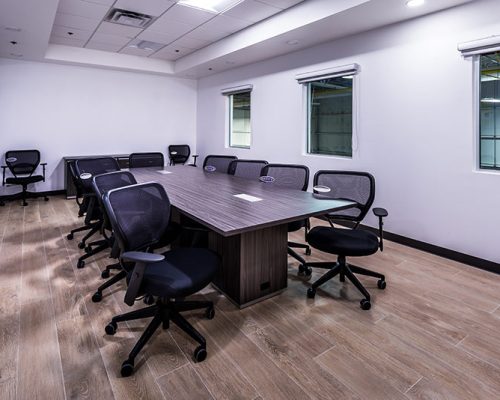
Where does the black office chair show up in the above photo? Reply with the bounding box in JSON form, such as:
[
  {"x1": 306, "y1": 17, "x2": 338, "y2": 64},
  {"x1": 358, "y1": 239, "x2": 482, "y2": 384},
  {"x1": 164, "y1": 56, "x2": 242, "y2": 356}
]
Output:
[
  {"x1": 129, "y1": 152, "x2": 164, "y2": 168},
  {"x1": 228, "y1": 159, "x2": 268, "y2": 179},
  {"x1": 1, "y1": 150, "x2": 48, "y2": 206},
  {"x1": 91, "y1": 171, "x2": 182, "y2": 303},
  {"x1": 66, "y1": 161, "x2": 101, "y2": 245},
  {"x1": 168, "y1": 145, "x2": 198, "y2": 166},
  {"x1": 203, "y1": 155, "x2": 237, "y2": 173},
  {"x1": 304, "y1": 171, "x2": 388, "y2": 310},
  {"x1": 260, "y1": 164, "x2": 312, "y2": 269},
  {"x1": 102, "y1": 182, "x2": 219, "y2": 376},
  {"x1": 73, "y1": 157, "x2": 120, "y2": 268}
]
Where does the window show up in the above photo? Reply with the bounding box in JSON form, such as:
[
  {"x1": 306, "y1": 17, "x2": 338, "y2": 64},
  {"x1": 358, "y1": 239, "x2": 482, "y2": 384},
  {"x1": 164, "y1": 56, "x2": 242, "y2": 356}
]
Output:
[
  {"x1": 479, "y1": 51, "x2": 500, "y2": 169},
  {"x1": 228, "y1": 91, "x2": 251, "y2": 148},
  {"x1": 306, "y1": 76, "x2": 353, "y2": 157},
  {"x1": 297, "y1": 64, "x2": 358, "y2": 157}
]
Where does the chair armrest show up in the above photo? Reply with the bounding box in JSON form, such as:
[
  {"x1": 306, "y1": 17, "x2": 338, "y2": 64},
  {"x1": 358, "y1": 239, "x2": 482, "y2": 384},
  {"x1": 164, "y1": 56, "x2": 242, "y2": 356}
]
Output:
[
  {"x1": 372, "y1": 207, "x2": 388, "y2": 251},
  {"x1": 190, "y1": 154, "x2": 199, "y2": 167},
  {"x1": 121, "y1": 251, "x2": 165, "y2": 263},
  {"x1": 41, "y1": 163, "x2": 47, "y2": 181},
  {"x1": 1, "y1": 166, "x2": 6, "y2": 186},
  {"x1": 121, "y1": 251, "x2": 165, "y2": 306}
]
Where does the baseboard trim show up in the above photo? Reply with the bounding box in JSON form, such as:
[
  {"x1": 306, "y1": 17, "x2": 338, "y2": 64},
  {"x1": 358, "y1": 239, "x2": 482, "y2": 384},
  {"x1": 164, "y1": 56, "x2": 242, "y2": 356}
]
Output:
[{"x1": 317, "y1": 218, "x2": 500, "y2": 275}]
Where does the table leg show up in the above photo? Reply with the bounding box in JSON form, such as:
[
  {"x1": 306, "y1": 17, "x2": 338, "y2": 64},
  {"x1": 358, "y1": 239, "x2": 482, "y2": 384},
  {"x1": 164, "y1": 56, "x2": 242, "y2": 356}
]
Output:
[{"x1": 209, "y1": 224, "x2": 288, "y2": 308}]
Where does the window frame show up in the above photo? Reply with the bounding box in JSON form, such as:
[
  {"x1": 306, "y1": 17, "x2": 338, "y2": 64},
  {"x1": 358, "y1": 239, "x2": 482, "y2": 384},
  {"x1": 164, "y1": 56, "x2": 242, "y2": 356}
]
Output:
[
  {"x1": 227, "y1": 90, "x2": 252, "y2": 149},
  {"x1": 304, "y1": 74, "x2": 357, "y2": 158},
  {"x1": 476, "y1": 52, "x2": 500, "y2": 171}
]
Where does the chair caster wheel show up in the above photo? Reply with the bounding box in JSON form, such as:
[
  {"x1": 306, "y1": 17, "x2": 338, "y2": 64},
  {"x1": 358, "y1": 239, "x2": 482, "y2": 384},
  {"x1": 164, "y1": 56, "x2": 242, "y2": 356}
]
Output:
[
  {"x1": 193, "y1": 346, "x2": 207, "y2": 362},
  {"x1": 143, "y1": 295, "x2": 155, "y2": 305},
  {"x1": 101, "y1": 269, "x2": 110, "y2": 279},
  {"x1": 305, "y1": 248, "x2": 311, "y2": 256},
  {"x1": 77, "y1": 260, "x2": 85, "y2": 269},
  {"x1": 377, "y1": 279, "x2": 386, "y2": 290},
  {"x1": 44, "y1": 197, "x2": 49, "y2": 202},
  {"x1": 360, "y1": 299, "x2": 371, "y2": 310},
  {"x1": 92, "y1": 291, "x2": 102, "y2": 303},
  {"x1": 84, "y1": 246, "x2": 92, "y2": 254},
  {"x1": 105, "y1": 321, "x2": 117, "y2": 335},
  {"x1": 78, "y1": 242, "x2": 85, "y2": 249},
  {"x1": 120, "y1": 359, "x2": 134, "y2": 377},
  {"x1": 205, "y1": 306, "x2": 215, "y2": 320},
  {"x1": 298, "y1": 265, "x2": 312, "y2": 277},
  {"x1": 67, "y1": 233, "x2": 74, "y2": 240},
  {"x1": 307, "y1": 288, "x2": 316, "y2": 298}
]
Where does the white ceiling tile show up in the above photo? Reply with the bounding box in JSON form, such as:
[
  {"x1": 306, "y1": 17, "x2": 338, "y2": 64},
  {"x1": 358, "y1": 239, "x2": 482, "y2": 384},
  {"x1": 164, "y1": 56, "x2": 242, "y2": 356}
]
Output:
[
  {"x1": 170, "y1": 35, "x2": 211, "y2": 50},
  {"x1": 95, "y1": 21, "x2": 142, "y2": 37},
  {"x1": 114, "y1": 0, "x2": 176, "y2": 17},
  {"x1": 147, "y1": 17, "x2": 194, "y2": 37},
  {"x1": 187, "y1": 26, "x2": 230, "y2": 42},
  {"x1": 51, "y1": 25, "x2": 94, "y2": 41},
  {"x1": 224, "y1": 0, "x2": 281, "y2": 22},
  {"x1": 50, "y1": 35, "x2": 86, "y2": 47},
  {"x1": 86, "y1": 40, "x2": 123, "y2": 52},
  {"x1": 91, "y1": 32, "x2": 132, "y2": 45},
  {"x1": 54, "y1": 12, "x2": 102, "y2": 31},
  {"x1": 201, "y1": 14, "x2": 252, "y2": 33},
  {"x1": 160, "y1": 4, "x2": 215, "y2": 25},
  {"x1": 254, "y1": 0, "x2": 303, "y2": 9},
  {"x1": 120, "y1": 46, "x2": 155, "y2": 56},
  {"x1": 57, "y1": 0, "x2": 110, "y2": 20},
  {"x1": 152, "y1": 44, "x2": 194, "y2": 60},
  {"x1": 135, "y1": 29, "x2": 178, "y2": 45}
]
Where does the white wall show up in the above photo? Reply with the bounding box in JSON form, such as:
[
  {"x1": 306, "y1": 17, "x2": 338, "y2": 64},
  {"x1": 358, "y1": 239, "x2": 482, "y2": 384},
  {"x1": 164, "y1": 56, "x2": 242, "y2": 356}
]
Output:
[
  {"x1": 0, "y1": 59, "x2": 197, "y2": 193},
  {"x1": 196, "y1": 0, "x2": 500, "y2": 263}
]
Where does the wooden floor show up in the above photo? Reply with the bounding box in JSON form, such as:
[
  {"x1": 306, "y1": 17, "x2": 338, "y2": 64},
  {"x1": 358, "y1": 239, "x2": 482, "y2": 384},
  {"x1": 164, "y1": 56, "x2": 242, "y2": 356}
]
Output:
[{"x1": 1, "y1": 196, "x2": 500, "y2": 400}]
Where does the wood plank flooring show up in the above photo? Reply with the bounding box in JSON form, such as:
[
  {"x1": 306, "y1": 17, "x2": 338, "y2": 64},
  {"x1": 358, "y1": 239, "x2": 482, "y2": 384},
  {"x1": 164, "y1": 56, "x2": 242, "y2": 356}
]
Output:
[{"x1": 1, "y1": 196, "x2": 500, "y2": 400}]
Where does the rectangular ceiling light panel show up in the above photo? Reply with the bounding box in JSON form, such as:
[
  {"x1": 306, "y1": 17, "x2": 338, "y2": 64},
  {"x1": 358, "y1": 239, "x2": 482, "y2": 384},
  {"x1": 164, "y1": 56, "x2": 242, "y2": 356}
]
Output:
[{"x1": 178, "y1": 0, "x2": 244, "y2": 14}]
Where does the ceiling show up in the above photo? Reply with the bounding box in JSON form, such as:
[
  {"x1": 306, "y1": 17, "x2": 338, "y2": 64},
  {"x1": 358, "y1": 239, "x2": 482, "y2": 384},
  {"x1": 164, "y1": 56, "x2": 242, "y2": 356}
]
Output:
[{"x1": 0, "y1": 0, "x2": 474, "y2": 78}]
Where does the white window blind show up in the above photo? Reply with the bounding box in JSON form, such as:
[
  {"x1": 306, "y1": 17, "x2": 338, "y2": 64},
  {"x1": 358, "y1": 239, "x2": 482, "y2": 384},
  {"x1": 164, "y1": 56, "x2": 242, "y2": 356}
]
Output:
[
  {"x1": 295, "y1": 63, "x2": 360, "y2": 84},
  {"x1": 458, "y1": 35, "x2": 500, "y2": 57},
  {"x1": 221, "y1": 84, "x2": 253, "y2": 96}
]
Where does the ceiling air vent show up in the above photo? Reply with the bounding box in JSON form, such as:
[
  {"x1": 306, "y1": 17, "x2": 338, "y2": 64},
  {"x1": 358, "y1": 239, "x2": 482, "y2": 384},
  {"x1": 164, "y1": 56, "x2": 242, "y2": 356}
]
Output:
[{"x1": 105, "y1": 8, "x2": 154, "y2": 28}]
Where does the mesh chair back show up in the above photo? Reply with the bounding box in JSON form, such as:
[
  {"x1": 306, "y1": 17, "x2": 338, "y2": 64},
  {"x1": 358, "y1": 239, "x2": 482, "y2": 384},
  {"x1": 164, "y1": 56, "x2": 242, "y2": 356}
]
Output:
[
  {"x1": 5, "y1": 150, "x2": 40, "y2": 176},
  {"x1": 93, "y1": 171, "x2": 137, "y2": 198},
  {"x1": 314, "y1": 170, "x2": 375, "y2": 222},
  {"x1": 129, "y1": 152, "x2": 164, "y2": 168},
  {"x1": 168, "y1": 145, "x2": 190, "y2": 165},
  {"x1": 203, "y1": 155, "x2": 237, "y2": 173},
  {"x1": 75, "y1": 157, "x2": 120, "y2": 194},
  {"x1": 103, "y1": 182, "x2": 171, "y2": 252},
  {"x1": 228, "y1": 159, "x2": 268, "y2": 180},
  {"x1": 261, "y1": 164, "x2": 309, "y2": 191}
]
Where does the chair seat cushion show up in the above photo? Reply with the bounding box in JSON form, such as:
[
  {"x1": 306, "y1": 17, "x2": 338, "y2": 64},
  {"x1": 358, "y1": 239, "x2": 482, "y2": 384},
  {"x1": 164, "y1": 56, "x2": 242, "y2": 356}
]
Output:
[
  {"x1": 307, "y1": 226, "x2": 379, "y2": 257},
  {"x1": 6, "y1": 175, "x2": 43, "y2": 185},
  {"x1": 288, "y1": 219, "x2": 306, "y2": 233},
  {"x1": 139, "y1": 248, "x2": 219, "y2": 298}
]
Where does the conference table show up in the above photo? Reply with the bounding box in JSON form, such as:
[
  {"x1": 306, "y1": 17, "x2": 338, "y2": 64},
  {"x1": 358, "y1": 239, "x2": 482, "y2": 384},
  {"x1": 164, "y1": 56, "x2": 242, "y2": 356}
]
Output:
[{"x1": 132, "y1": 165, "x2": 354, "y2": 308}]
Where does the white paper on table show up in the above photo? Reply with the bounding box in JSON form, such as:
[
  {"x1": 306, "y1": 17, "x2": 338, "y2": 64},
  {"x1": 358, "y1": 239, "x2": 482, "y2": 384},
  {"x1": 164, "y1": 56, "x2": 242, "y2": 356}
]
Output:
[
  {"x1": 234, "y1": 193, "x2": 263, "y2": 202},
  {"x1": 156, "y1": 170, "x2": 172, "y2": 175}
]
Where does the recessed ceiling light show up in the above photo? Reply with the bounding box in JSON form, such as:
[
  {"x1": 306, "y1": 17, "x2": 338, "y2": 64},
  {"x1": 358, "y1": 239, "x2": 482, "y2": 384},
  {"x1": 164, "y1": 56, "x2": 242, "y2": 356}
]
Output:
[
  {"x1": 286, "y1": 40, "x2": 299, "y2": 45},
  {"x1": 406, "y1": 0, "x2": 425, "y2": 7},
  {"x1": 178, "y1": 0, "x2": 243, "y2": 14}
]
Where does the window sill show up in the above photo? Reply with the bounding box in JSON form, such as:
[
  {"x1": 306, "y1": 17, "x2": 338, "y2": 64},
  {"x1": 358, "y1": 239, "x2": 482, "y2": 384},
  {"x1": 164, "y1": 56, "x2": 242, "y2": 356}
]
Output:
[{"x1": 303, "y1": 152, "x2": 352, "y2": 160}]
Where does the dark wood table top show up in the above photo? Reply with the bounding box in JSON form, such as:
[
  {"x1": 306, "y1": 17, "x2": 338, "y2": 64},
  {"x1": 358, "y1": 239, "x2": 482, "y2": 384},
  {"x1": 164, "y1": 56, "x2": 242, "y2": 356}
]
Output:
[{"x1": 132, "y1": 166, "x2": 355, "y2": 237}]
